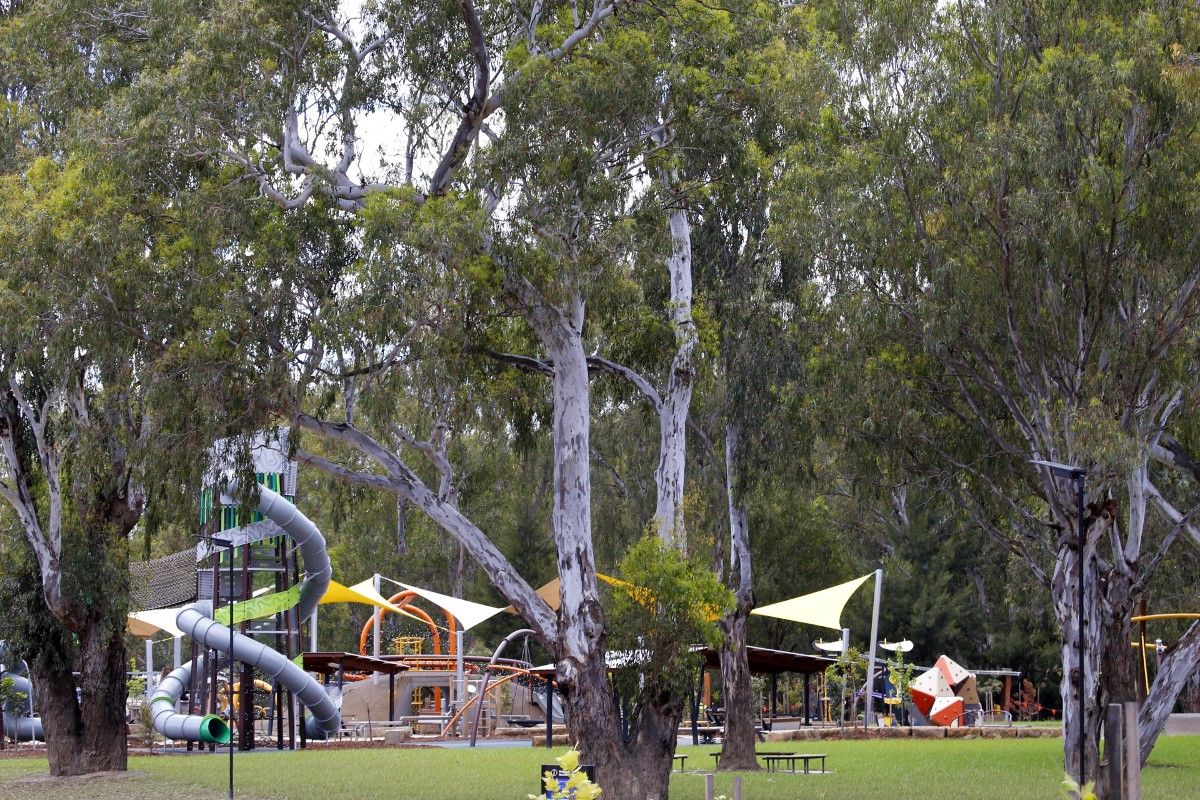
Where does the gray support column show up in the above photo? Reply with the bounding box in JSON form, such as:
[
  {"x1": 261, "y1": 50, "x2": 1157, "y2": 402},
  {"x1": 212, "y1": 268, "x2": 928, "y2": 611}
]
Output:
[
  {"x1": 145, "y1": 639, "x2": 155, "y2": 702},
  {"x1": 864, "y1": 569, "x2": 883, "y2": 726},
  {"x1": 455, "y1": 630, "x2": 465, "y2": 734}
]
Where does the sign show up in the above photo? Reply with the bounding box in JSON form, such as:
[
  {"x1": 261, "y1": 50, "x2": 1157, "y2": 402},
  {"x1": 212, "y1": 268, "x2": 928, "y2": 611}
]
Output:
[{"x1": 540, "y1": 764, "x2": 596, "y2": 799}]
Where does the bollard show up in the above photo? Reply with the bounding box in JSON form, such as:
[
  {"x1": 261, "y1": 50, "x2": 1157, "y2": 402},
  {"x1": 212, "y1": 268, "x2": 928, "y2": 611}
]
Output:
[
  {"x1": 1123, "y1": 702, "x2": 1141, "y2": 800},
  {"x1": 1105, "y1": 704, "x2": 1123, "y2": 800},
  {"x1": 704, "y1": 773, "x2": 715, "y2": 800},
  {"x1": 732, "y1": 775, "x2": 743, "y2": 800}
]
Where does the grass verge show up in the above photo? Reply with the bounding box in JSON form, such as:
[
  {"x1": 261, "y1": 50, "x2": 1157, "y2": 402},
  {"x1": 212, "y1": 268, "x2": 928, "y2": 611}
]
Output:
[{"x1": 0, "y1": 737, "x2": 1198, "y2": 799}]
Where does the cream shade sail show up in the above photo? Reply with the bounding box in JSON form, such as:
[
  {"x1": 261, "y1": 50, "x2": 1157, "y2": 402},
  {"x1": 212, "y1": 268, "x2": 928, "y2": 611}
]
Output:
[
  {"x1": 334, "y1": 578, "x2": 448, "y2": 629},
  {"x1": 751, "y1": 573, "x2": 873, "y2": 631},
  {"x1": 127, "y1": 607, "x2": 187, "y2": 638},
  {"x1": 385, "y1": 579, "x2": 506, "y2": 631}
]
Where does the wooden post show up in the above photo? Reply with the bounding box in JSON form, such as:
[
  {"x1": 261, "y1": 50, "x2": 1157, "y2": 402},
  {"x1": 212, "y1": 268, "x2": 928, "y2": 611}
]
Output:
[
  {"x1": 732, "y1": 775, "x2": 743, "y2": 800},
  {"x1": 544, "y1": 677, "x2": 553, "y2": 748},
  {"x1": 1105, "y1": 703, "x2": 1123, "y2": 800},
  {"x1": 704, "y1": 773, "x2": 715, "y2": 800},
  {"x1": 1123, "y1": 702, "x2": 1141, "y2": 800}
]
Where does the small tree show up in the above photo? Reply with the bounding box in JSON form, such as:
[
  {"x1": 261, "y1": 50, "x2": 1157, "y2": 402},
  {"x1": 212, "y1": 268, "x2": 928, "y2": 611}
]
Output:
[
  {"x1": 824, "y1": 647, "x2": 865, "y2": 726},
  {"x1": 885, "y1": 653, "x2": 915, "y2": 726},
  {"x1": 605, "y1": 535, "x2": 731, "y2": 779},
  {"x1": 0, "y1": 676, "x2": 28, "y2": 748}
]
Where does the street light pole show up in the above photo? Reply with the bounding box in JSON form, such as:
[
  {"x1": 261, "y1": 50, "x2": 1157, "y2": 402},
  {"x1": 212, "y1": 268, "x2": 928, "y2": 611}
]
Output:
[
  {"x1": 212, "y1": 535, "x2": 235, "y2": 800},
  {"x1": 1031, "y1": 459, "x2": 1087, "y2": 786}
]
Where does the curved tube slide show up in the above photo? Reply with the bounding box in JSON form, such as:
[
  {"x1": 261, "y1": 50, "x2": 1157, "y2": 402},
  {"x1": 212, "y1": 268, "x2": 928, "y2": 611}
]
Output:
[
  {"x1": 0, "y1": 653, "x2": 43, "y2": 742},
  {"x1": 150, "y1": 483, "x2": 340, "y2": 742}
]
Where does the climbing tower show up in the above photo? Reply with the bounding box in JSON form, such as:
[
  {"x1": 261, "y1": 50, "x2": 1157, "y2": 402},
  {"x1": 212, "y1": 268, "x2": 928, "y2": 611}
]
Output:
[{"x1": 194, "y1": 430, "x2": 304, "y2": 750}]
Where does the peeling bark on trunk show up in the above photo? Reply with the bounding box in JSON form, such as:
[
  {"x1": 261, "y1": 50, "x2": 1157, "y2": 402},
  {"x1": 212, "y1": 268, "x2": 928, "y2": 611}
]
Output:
[
  {"x1": 1139, "y1": 620, "x2": 1200, "y2": 763},
  {"x1": 1051, "y1": 541, "x2": 1103, "y2": 785},
  {"x1": 30, "y1": 619, "x2": 128, "y2": 776},
  {"x1": 718, "y1": 422, "x2": 759, "y2": 771},
  {"x1": 718, "y1": 612, "x2": 757, "y2": 771},
  {"x1": 653, "y1": 207, "x2": 696, "y2": 553}
]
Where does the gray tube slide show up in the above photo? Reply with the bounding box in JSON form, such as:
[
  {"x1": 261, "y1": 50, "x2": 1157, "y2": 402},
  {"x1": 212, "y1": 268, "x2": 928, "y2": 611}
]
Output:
[
  {"x1": 0, "y1": 668, "x2": 43, "y2": 742},
  {"x1": 150, "y1": 482, "x2": 340, "y2": 742}
]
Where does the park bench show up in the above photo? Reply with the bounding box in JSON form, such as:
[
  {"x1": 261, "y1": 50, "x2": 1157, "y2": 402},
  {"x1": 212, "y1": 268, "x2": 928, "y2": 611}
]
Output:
[{"x1": 673, "y1": 754, "x2": 688, "y2": 772}]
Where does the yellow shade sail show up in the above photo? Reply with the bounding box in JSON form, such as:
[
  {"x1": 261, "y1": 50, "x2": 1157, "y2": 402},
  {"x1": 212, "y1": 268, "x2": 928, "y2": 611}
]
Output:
[
  {"x1": 504, "y1": 573, "x2": 627, "y2": 614},
  {"x1": 321, "y1": 579, "x2": 445, "y2": 630},
  {"x1": 751, "y1": 573, "x2": 874, "y2": 631}
]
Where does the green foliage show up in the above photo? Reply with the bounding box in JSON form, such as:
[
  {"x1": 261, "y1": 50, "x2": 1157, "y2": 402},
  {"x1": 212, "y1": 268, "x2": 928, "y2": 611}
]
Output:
[
  {"x1": 885, "y1": 651, "x2": 915, "y2": 703},
  {"x1": 824, "y1": 646, "x2": 865, "y2": 723},
  {"x1": 0, "y1": 676, "x2": 26, "y2": 708},
  {"x1": 606, "y1": 537, "x2": 732, "y2": 704}
]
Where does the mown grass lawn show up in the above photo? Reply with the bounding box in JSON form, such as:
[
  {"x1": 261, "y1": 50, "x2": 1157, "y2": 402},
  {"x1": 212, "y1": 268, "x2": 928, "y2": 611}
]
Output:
[{"x1": 1, "y1": 737, "x2": 1199, "y2": 800}]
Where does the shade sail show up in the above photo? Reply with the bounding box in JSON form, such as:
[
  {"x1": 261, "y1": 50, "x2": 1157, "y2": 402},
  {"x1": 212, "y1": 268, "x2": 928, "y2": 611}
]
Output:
[
  {"x1": 127, "y1": 607, "x2": 186, "y2": 639},
  {"x1": 751, "y1": 573, "x2": 873, "y2": 631},
  {"x1": 505, "y1": 578, "x2": 565, "y2": 613},
  {"x1": 386, "y1": 579, "x2": 506, "y2": 631},
  {"x1": 328, "y1": 579, "x2": 443, "y2": 629},
  {"x1": 503, "y1": 573, "x2": 628, "y2": 614}
]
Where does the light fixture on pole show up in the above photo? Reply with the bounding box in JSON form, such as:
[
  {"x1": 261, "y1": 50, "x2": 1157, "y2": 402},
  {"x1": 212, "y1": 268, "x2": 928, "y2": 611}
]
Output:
[
  {"x1": 211, "y1": 534, "x2": 236, "y2": 800},
  {"x1": 1031, "y1": 458, "x2": 1086, "y2": 785}
]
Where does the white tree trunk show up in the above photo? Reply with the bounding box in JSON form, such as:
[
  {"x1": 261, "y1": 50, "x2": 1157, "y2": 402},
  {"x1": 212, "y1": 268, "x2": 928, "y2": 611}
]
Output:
[
  {"x1": 542, "y1": 310, "x2": 603, "y2": 671},
  {"x1": 1051, "y1": 539, "x2": 1104, "y2": 784},
  {"x1": 653, "y1": 207, "x2": 696, "y2": 552}
]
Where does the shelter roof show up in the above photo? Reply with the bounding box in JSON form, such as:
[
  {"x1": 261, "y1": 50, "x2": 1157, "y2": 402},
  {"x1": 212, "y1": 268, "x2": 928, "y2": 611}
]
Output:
[
  {"x1": 693, "y1": 645, "x2": 836, "y2": 675},
  {"x1": 302, "y1": 652, "x2": 410, "y2": 676}
]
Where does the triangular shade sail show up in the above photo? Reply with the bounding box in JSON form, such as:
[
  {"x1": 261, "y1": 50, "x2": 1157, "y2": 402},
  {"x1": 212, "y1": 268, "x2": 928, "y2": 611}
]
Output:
[
  {"x1": 505, "y1": 578, "x2": 564, "y2": 613},
  {"x1": 387, "y1": 579, "x2": 506, "y2": 631},
  {"x1": 127, "y1": 607, "x2": 187, "y2": 639},
  {"x1": 503, "y1": 573, "x2": 627, "y2": 614},
  {"x1": 330, "y1": 579, "x2": 443, "y2": 629},
  {"x1": 751, "y1": 573, "x2": 873, "y2": 631}
]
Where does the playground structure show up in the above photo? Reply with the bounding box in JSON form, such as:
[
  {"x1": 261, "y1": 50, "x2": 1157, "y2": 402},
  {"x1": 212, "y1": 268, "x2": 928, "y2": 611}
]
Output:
[
  {"x1": 149, "y1": 478, "x2": 340, "y2": 744},
  {"x1": 909, "y1": 655, "x2": 980, "y2": 726},
  {"x1": 123, "y1": 431, "x2": 571, "y2": 748}
]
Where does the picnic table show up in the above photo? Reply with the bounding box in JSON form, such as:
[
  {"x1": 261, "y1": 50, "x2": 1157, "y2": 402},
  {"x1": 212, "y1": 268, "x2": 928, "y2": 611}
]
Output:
[
  {"x1": 763, "y1": 753, "x2": 828, "y2": 774},
  {"x1": 710, "y1": 750, "x2": 798, "y2": 769}
]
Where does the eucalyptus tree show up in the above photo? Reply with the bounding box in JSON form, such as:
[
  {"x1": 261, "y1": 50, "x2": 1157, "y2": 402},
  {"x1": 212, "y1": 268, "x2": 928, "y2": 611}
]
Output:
[
  {"x1": 663, "y1": 3, "x2": 834, "y2": 768},
  {"x1": 0, "y1": 2, "x2": 278, "y2": 774},
  {"x1": 792, "y1": 0, "x2": 1200, "y2": 783},
  {"x1": 145, "y1": 0, "x2": 741, "y2": 792}
]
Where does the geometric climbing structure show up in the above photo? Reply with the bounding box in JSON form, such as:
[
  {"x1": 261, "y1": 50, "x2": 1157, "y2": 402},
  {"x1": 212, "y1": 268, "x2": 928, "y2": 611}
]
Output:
[{"x1": 909, "y1": 655, "x2": 979, "y2": 727}]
